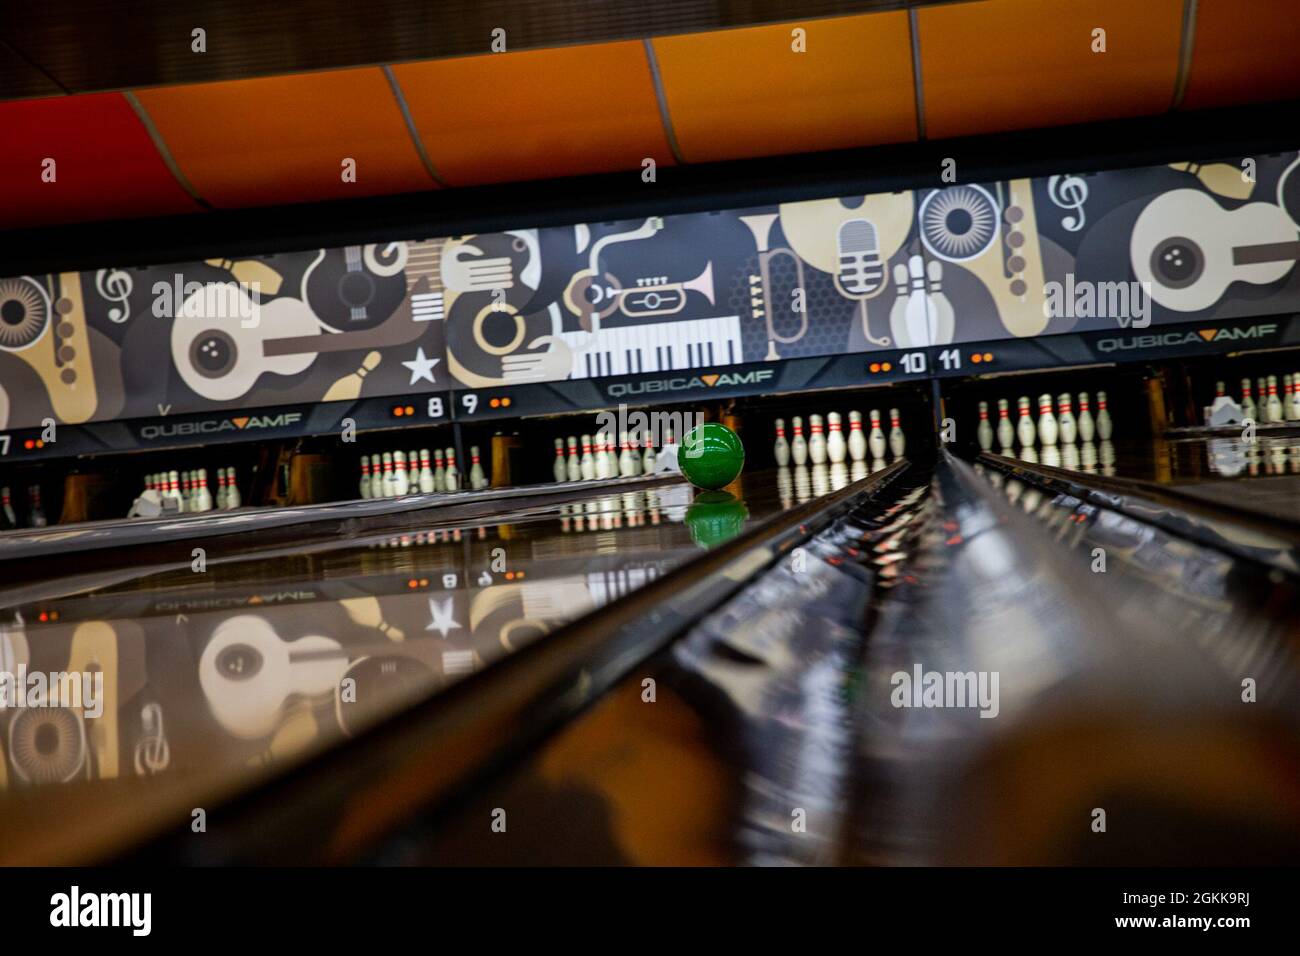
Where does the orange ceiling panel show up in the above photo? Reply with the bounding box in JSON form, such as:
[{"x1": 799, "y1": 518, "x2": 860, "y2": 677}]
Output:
[
  {"x1": 918, "y1": 0, "x2": 1184, "y2": 140},
  {"x1": 651, "y1": 13, "x2": 916, "y2": 164},
  {"x1": 393, "y1": 42, "x2": 674, "y2": 186},
  {"x1": 1181, "y1": 0, "x2": 1300, "y2": 110},
  {"x1": 134, "y1": 68, "x2": 435, "y2": 208},
  {"x1": 0, "y1": 93, "x2": 198, "y2": 229}
]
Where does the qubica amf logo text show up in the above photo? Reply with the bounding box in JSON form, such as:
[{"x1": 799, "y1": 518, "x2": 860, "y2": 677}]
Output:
[
  {"x1": 139, "y1": 411, "x2": 302, "y2": 440},
  {"x1": 891, "y1": 665, "x2": 1000, "y2": 718},
  {"x1": 50, "y1": 887, "x2": 151, "y2": 936},
  {"x1": 606, "y1": 368, "x2": 774, "y2": 398}
]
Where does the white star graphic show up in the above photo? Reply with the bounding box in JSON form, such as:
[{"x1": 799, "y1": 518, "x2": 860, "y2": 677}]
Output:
[
  {"x1": 402, "y1": 347, "x2": 441, "y2": 385},
  {"x1": 425, "y1": 597, "x2": 461, "y2": 637}
]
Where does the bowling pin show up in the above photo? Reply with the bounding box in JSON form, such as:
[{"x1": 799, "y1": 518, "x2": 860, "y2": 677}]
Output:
[
  {"x1": 553, "y1": 438, "x2": 567, "y2": 482},
  {"x1": 976, "y1": 401, "x2": 993, "y2": 451},
  {"x1": 925, "y1": 259, "x2": 956, "y2": 344},
  {"x1": 1239, "y1": 379, "x2": 1256, "y2": 422},
  {"x1": 867, "y1": 409, "x2": 887, "y2": 459},
  {"x1": 1291, "y1": 372, "x2": 1300, "y2": 420},
  {"x1": 419, "y1": 449, "x2": 435, "y2": 493},
  {"x1": 1056, "y1": 393, "x2": 1077, "y2": 444},
  {"x1": 1, "y1": 487, "x2": 16, "y2": 528},
  {"x1": 996, "y1": 399, "x2": 1014, "y2": 451},
  {"x1": 566, "y1": 437, "x2": 581, "y2": 482},
  {"x1": 1095, "y1": 391, "x2": 1113, "y2": 440},
  {"x1": 360, "y1": 457, "x2": 373, "y2": 498},
  {"x1": 808, "y1": 415, "x2": 827, "y2": 464},
  {"x1": 619, "y1": 432, "x2": 639, "y2": 477},
  {"x1": 1214, "y1": 380, "x2": 1226, "y2": 399},
  {"x1": 1257, "y1": 378, "x2": 1269, "y2": 420},
  {"x1": 888, "y1": 408, "x2": 905, "y2": 458},
  {"x1": 195, "y1": 469, "x2": 213, "y2": 512},
  {"x1": 847, "y1": 411, "x2": 867, "y2": 463},
  {"x1": 1016, "y1": 397, "x2": 1036, "y2": 447},
  {"x1": 1263, "y1": 379, "x2": 1284, "y2": 424},
  {"x1": 433, "y1": 449, "x2": 446, "y2": 492},
  {"x1": 580, "y1": 435, "x2": 595, "y2": 480},
  {"x1": 167, "y1": 470, "x2": 183, "y2": 510},
  {"x1": 827, "y1": 412, "x2": 847, "y2": 464},
  {"x1": 225, "y1": 468, "x2": 242, "y2": 509},
  {"x1": 773, "y1": 418, "x2": 791, "y2": 466},
  {"x1": 393, "y1": 451, "x2": 410, "y2": 496},
  {"x1": 27, "y1": 485, "x2": 47, "y2": 527},
  {"x1": 642, "y1": 433, "x2": 656, "y2": 473},
  {"x1": 888, "y1": 261, "x2": 911, "y2": 347},
  {"x1": 1076, "y1": 393, "x2": 1095, "y2": 442},
  {"x1": 444, "y1": 448, "x2": 459, "y2": 490},
  {"x1": 1036, "y1": 393, "x2": 1058, "y2": 446},
  {"x1": 903, "y1": 254, "x2": 930, "y2": 347},
  {"x1": 380, "y1": 452, "x2": 395, "y2": 496},
  {"x1": 791, "y1": 416, "x2": 808, "y2": 466},
  {"x1": 469, "y1": 446, "x2": 487, "y2": 490}
]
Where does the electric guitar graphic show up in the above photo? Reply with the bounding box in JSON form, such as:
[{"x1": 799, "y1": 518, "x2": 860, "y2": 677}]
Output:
[{"x1": 1130, "y1": 189, "x2": 1300, "y2": 313}]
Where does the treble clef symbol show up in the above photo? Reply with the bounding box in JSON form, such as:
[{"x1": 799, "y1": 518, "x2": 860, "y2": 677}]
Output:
[
  {"x1": 1048, "y1": 174, "x2": 1089, "y2": 232},
  {"x1": 133, "y1": 702, "x2": 171, "y2": 775},
  {"x1": 95, "y1": 268, "x2": 134, "y2": 323}
]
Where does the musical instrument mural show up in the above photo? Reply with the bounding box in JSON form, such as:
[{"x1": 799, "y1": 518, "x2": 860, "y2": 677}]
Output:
[{"x1": 2, "y1": 149, "x2": 1299, "y2": 432}]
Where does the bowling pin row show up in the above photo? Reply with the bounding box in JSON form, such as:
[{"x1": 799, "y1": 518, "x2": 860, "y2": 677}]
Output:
[
  {"x1": 142, "y1": 468, "x2": 240, "y2": 512},
  {"x1": 1218, "y1": 375, "x2": 1300, "y2": 424},
  {"x1": 553, "y1": 431, "x2": 658, "y2": 482},
  {"x1": 976, "y1": 392, "x2": 1112, "y2": 452},
  {"x1": 361, "y1": 447, "x2": 488, "y2": 498},
  {"x1": 0, "y1": 485, "x2": 45, "y2": 529},
  {"x1": 773, "y1": 410, "x2": 905, "y2": 466}
]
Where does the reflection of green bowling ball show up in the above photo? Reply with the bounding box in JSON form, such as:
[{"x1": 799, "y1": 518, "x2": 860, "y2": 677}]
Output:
[
  {"x1": 685, "y1": 491, "x2": 749, "y2": 549},
  {"x1": 680, "y1": 423, "x2": 745, "y2": 490}
]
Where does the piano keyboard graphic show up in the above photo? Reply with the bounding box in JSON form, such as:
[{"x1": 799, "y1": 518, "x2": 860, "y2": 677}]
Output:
[{"x1": 560, "y1": 316, "x2": 744, "y2": 379}]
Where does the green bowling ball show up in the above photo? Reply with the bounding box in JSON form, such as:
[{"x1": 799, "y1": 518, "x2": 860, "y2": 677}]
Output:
[{"x1": 680, "y1": 422, "x2": 745, "y2": 490}]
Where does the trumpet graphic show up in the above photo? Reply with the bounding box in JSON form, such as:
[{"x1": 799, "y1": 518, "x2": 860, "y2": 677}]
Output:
[{"x1": 741, "y1": 213, "x2": 809, "y2": 361}]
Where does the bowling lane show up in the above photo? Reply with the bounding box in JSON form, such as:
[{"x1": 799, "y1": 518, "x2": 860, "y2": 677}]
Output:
[
  {"x1": 335, "y1": 464, "x2": 929, "y2": 865},
  {"x1": 850, "y1": 453, "x2": 1300, "y2": 865},
  {"x1": 0, "y1": 471, "x2": 806, "y2": 865},
  {"x1": 998, "y1": 434, "x2": 1300, "y2": 524},
  {"x1": 360, "y1": 451, "x2": 1300, "y2": 866}
]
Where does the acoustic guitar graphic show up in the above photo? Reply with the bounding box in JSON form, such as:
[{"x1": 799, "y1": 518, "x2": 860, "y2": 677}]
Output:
[
  {"x1": 171, "y1": 241, "x2": 443, "y2": 402},
  {"x1": 1130, "y1": 189, "x2": 1300, "y2": 313}
]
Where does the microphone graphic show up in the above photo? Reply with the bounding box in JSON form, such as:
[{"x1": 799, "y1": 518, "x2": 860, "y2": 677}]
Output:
[
  {"x1": 834, "y1": 218, "x2": 885, "y2": 297},
  {"x1": 835, "y1": 218, "x2": 890, "y2": 346}
]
